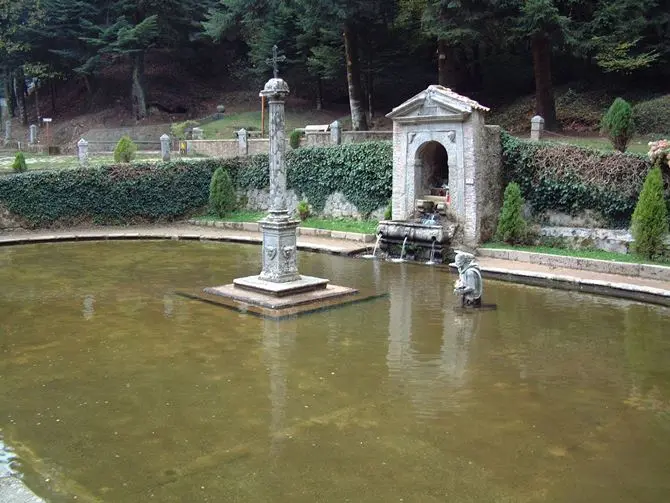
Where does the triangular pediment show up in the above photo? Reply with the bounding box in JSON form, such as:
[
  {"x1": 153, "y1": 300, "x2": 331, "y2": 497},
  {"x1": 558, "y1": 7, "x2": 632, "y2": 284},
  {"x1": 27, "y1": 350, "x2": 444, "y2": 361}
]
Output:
[{"x1": 386, "y1": 85, "x2": 489, "y2": 123}]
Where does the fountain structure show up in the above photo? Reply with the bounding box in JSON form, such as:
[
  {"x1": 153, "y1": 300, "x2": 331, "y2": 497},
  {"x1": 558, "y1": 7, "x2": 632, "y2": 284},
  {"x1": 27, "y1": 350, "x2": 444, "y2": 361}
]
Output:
[
  {"x1": 377, "y1": 85, "x2": 503, "y2": 262},
  {"x1": 200, "y1": 62, "x2": 363, "y2": 317}
]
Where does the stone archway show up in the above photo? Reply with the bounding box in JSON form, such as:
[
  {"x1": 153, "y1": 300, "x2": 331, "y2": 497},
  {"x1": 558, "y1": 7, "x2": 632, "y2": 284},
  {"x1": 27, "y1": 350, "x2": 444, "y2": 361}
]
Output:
[{"x1": 416, "y1": 141, "x2": 449, "y2": 198}]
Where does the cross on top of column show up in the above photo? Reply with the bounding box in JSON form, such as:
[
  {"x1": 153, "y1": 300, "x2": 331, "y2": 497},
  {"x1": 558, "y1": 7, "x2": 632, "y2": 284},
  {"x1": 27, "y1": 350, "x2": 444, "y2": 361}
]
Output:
[{"x1": 265, "y1": 45, "x2": 287, "y2": 79}]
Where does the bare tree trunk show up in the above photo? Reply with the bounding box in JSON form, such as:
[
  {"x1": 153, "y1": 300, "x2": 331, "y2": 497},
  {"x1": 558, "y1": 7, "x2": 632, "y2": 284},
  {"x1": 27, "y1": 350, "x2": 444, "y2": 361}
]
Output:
[
  {"x1": 131, "y1": 52, "x2": 148, "y2": 120},
  {"x1": 35, "y1": 84, "x2": 40, "y2": 120},
  {"x1": 531, "y1": 32, "x2": 557, "y2": 130},
  {"x1": 50, "y1": 79, "x2": 57, "y2": 113},
  {"x1": 315, "y1": 77, "x2": 323, "y2": 111},
  {"x1": 5, "y1": 69, "x2": 16, "y2": 117},
  {"x1": 13, "y1": 67, "x2": 28, "y2": 126},
  {"x1": 437, "y1": 39, "x2": 458, "y2": 88},
  {"x1": 343, "y1": 23, "x2": 368, "y2": 131}
]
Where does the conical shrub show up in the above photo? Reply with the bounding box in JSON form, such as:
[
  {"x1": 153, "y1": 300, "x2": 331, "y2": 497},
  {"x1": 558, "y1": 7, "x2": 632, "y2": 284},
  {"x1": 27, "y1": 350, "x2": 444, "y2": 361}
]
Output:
[
  {"x1": 631, "y1": 166, "x2": 669, "y2": 258},
  {"x1": 209, "y1": 167, "x2": 236, "y2": 218},
  {"x1": 495, "y1": 182, "x2": 527, "y2": 244},
  {"x1": 601, "y1": 97, "x2": 635, "y2": 152},
  {"x1": 12, "y1": 152, "x2": 27, "y2": 173},
  {"x1": 113, "y1": 136, "x2": 137, "y2": 163}
]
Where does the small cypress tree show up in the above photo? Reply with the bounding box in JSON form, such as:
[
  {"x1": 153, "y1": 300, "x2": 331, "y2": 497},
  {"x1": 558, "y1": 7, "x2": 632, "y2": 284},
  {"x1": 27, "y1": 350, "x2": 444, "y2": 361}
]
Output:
[
  {"x1": 289, "y1": 129, "x2": 304, "y2": 149},
  {"x1": 601, "y1": 98, "x2": 635, "y2": 152},
  {"x1": 113, "y1": 136, "x2": 138, "y2": 163},
  {"x1": 12, "y1": 152, "x2": 27, "y2": 173},
  {"x1": 495, "y1": 182, "x2": 527, "y2": 244},
  {"x1": 209, "y1": 167, "x2": 236, "y2": 217},
  {"x1": 631, "y1": 166, "x2": 669, "y2": 259}
]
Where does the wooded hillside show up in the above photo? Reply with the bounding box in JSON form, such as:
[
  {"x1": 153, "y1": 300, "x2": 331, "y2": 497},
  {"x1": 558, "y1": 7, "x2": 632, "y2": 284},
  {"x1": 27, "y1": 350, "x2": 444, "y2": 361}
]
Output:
[{"x1": 2, "y1": 0, "x2": 669, "y2": 130}]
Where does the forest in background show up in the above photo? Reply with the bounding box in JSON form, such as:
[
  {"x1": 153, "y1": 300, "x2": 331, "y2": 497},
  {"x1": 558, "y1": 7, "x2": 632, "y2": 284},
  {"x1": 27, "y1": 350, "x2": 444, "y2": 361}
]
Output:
[{"x1": 1, "y1": 0, "x2": 669, "y2": 131}]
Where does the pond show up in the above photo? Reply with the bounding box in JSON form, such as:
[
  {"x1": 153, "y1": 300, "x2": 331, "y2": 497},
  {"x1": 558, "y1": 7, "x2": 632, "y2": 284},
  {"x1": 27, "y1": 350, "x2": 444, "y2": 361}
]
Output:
[{"x1": 1, "y1": 240, "x2": 670, "y2": 502}]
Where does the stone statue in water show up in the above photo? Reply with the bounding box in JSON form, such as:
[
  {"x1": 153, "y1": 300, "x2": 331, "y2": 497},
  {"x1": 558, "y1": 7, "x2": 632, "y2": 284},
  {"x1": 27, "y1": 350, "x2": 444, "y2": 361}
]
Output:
[{"x1": 451, "y1": 251, "x2": 482, "y2": 307}]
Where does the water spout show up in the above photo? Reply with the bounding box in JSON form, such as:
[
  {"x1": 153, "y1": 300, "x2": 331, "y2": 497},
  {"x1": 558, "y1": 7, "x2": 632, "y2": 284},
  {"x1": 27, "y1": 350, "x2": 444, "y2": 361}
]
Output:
[
  {"x1": 426, "y1": 236, "x2": 437, "y2": 265},
  {"x1": 392, "y1": 235, "x2": 409, "y2": 263},
  {"x1": 361, "y1": 233, "x2": 382, "y2": 259}
]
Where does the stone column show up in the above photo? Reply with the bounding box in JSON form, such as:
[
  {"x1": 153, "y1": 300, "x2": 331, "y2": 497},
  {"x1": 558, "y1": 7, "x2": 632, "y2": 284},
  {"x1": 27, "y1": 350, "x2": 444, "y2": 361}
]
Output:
[
  {"x1": 330, "y1": 120, "x2": 341, "y2": 145},
  {"x1": 530, "y1": 115, "x2": 544, "y2": 141},
  {"x1": 238, "y1": 128, "x2": 248, "y2": 156},
  {"x1": 4, "y1": 120, "x2": 11, "y2": 142},
  {"x1": 29, "y1": 124, "x2": 37, "y2": 145},
  {"x1": 258, "y1": 77, "x2": 300, "y2": 283},
  {"x1": 160, "y1": 134, "x2": 171, "y2": 161},
  {"x1": 77, "y1": 138, "x2": 89, "y2": 167}
]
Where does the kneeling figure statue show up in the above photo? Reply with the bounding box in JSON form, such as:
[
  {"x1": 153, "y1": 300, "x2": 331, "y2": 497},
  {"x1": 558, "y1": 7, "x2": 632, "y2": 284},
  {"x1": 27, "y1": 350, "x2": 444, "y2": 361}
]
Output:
[{"x1": 451, "y1": 251, "x2": 482, "y2": 307}]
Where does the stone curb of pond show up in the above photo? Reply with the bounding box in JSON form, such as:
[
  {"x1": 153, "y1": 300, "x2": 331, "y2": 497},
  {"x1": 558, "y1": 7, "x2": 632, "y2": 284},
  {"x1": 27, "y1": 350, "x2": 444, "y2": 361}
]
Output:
[
  {"x1": 0, "y1": 230, "x2": 370, "y2": 256},
  {"x1": 478, "y1": 248, "x2": 670, "y2": 283},
  {"x1": 0, "y1": 475, "x2": 45, "y2": 503},
  {"x1": 476, "y1": 266, "x2": 670, "y2": 307},
  {"x1": 186, "y1": 219, "x2": 377, "y2": 243}
]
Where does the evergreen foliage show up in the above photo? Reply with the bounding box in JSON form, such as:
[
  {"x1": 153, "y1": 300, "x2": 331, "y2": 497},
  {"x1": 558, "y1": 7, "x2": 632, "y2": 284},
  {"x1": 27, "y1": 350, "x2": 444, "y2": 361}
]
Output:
[
  {"x1": 495, "y1": 182, "x2": 527, "y2": 244},
  {"x1": 113, "y1": 136, "x2": 138, "y2": 163},
  {"x1": 631, "y1": 166, "x2": 669, "y2": 259},
  {"x1": 12, "y1": 152, "x2": 28, "y2": 173},
  {"x1": 209, "y1": 167, "x2": 236, "y2": 218},
  {"x1": 289, "y1": 129, "x2": 304, "y2": 149},
  {"x1": 297, "y1": 200, "x2": 310, "y2": 220},
  {"x1": 601, "y1": 98, "x2": 635, "y2": 152},
  {"x1": 633, "y1": 96, "x2": 670, "y2": 135}
]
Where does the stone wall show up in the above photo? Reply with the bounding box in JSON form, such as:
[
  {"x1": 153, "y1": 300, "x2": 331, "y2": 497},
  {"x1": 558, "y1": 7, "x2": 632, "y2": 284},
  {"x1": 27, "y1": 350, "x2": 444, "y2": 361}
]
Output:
[
  {"x1": 186, "y1": 140, "x2": 241, "y2": 157},
  {"x1": 243, "y1": 189, "x2": 385, "y2": 220},
  {"x1": 539, "y1": 226, "x2": 670, "y2": 254},
  {"x1": 0, "y1": 204, "x2": 23, "y2": 230},
  {"x1": 304, "y1": 131, "x2": 392, "y2": 148},
  {"x1": 476, "y1": 125, "x2": 503, "y2": 242}
]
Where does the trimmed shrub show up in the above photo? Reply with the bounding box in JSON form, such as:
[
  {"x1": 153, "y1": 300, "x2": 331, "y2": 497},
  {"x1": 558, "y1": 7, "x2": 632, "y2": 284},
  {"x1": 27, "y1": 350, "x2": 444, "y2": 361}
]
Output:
[
  {"x1": 631, "y1": 166, "x2": 669, "y2": 259},
  {"x1": 171, "y1": 120, "x2": 200, "y2": 140},
  {"x1": 113, "y1": 136, "x2": 137, "y2": 163},
  {"x1": 501, "y1": 132, "x2": 650, "y2": 227},
  {"x1": 384, "y1": 201, "x2": 392, "y2": 220},
  {"x1": 209, "y1": 167, "x2": 236, "y2": 217},
  {"x1": 297, "y1": 200, "x2": 310, "y2": 220},
  {"x1": 601, "y1": 98, "x2": 635, "y2": 152},
  {"x1": 633, "y1": 95, "x2": 670, "y2": 135},
  {"x1": 12, "y1": 152, "x2": 27, "y2": 173},
  {"x1": 495, "y1": 182, "x2": 527, "y2": 244},
  {"x1": 289, "y1": 129, "x2": 304, "y2": 149}
]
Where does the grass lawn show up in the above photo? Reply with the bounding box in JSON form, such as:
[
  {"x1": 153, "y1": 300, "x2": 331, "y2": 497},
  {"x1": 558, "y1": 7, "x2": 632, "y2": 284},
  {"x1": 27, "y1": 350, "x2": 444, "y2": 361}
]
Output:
[
  {"x1": 200, "y1": 110, "x2": 348, "y2": 139},
  {"x1": 481, "y1": 242, "x2": 670, "y2": 267},
  {"x1": 194, "y1": 212, "x2": 378, "y2": 234}
]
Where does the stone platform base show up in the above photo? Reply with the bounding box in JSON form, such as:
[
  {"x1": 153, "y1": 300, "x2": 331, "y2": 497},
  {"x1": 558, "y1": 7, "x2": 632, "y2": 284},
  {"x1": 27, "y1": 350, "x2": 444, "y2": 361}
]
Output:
[
  {"x1": 232, "y1": 274, "x2": 329, "y2": 297},
  {"x1": 181, "y1": 276, "x2": 375, "y2": 318}
]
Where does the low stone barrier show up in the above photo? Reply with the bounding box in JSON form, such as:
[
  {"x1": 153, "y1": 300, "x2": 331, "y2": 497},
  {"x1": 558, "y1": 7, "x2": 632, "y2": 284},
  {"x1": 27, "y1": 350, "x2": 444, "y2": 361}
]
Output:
[{"x1": 478, "y1": 248, "x2": 670, "y2": 282}]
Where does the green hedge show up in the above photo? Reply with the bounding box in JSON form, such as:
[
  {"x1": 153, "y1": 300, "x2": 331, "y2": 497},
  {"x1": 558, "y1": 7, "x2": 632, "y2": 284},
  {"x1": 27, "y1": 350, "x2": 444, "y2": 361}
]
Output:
[
  {"x1": 0, "y1": 142, "x2": 392, "y2": 227},
  {"x1": 0, "y1": 160, "x2": 223, "y2": 226},
  {"x1": 632, "y1": 95, "x2": 670, "y2": 135},
  {"x1": 501, "y1": 132, "x2": 652, "y2": 227}
]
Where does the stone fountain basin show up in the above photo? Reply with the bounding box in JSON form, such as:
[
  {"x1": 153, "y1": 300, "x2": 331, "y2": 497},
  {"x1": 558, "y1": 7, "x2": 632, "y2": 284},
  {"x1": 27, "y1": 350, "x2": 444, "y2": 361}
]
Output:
[{"x1": 377, "y1": 220, "x2": 446, "y2": 245}]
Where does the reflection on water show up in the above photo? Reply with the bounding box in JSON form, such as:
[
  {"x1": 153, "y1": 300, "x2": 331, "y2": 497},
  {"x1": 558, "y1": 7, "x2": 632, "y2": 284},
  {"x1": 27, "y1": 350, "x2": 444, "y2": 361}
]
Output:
[
  {"x1": 0, "y1": 433, "x2": 19, "y2": 478},
  {"x1": 1, "y1": 241, "x2": 670, "y2": 502}
]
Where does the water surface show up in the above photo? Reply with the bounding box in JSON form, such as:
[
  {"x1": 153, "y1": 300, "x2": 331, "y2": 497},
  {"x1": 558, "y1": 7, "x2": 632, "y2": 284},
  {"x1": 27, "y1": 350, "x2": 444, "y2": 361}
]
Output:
[{"x1": 1, "y1": 241, "x2": 669, "y2": 502}]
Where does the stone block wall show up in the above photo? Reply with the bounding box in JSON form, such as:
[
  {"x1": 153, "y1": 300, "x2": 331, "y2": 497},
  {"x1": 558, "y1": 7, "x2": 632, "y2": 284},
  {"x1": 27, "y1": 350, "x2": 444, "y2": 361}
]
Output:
[
  {"x1": 304, "y1": 130, "x2": 392, "y2": 148},
  {"x1": 477, "y1": 125, "x2": 503, "y2": 242},
  {"x1": 186, "y1": 140, "x2": 240, "y2": 157}
]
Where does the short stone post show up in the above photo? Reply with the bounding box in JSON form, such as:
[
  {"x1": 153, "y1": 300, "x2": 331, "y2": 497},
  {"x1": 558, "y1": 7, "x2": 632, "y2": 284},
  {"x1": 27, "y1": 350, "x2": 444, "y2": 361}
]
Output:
[
  {"x1": 530, "y1": 115, "x2": 545, "y2": 141},
  {"x1": 4, "y1": 120, "x2": 11, "y2": 142},
  {"x1": 160, "y1": 134, "x2": 171, "y2": 161},
  {"x1": 330, "y1": 120, "x2": 341, "y2": 145},
  {"x1": 237, "y1": 128, "x2": 248, "y2": 156},
  {"x1": 29, "y1": 124, "x2": 38, "y2": 145},
  {"x1": 192, "y1": 127, "x2": 204, "y2": 140},
  {"x1": 77, "y1": 138, "x2": 89, "y2": 167}
]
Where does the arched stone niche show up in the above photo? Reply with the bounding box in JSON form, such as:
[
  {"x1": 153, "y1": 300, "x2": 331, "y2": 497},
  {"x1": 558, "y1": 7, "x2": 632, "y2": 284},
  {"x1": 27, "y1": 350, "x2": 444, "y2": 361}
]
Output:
[{"x1": 386, "y1": 85, "x2": 502, "y2": 247}]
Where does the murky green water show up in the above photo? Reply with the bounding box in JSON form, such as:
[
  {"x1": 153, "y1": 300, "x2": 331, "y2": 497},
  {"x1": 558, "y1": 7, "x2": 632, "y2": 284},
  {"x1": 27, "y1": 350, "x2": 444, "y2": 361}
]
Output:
[{"x1": 1, "y1": 241, "x2": 670, "y2": 502}]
